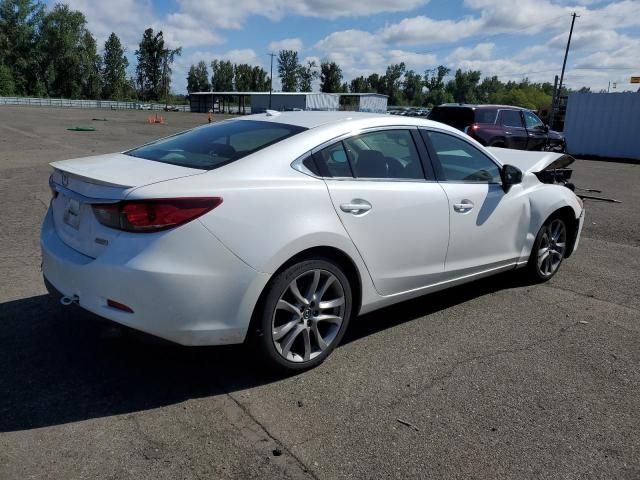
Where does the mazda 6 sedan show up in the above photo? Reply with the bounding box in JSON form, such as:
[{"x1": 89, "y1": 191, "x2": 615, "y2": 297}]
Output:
[{"x1": 42, "y1": 111, "x2": 585, "y2": 370}]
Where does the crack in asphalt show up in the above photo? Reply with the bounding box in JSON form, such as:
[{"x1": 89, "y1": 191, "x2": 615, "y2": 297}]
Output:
[{"x1": 225, "y1": 392, "x2": 318, "y2": 480}]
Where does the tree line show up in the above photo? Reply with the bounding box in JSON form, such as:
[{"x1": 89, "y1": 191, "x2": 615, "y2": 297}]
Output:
[
  {"x1": 0, "y1": 0, "x2": 182, "y2": 101},
  {"x1": 193, "y1": 49, "x2": 579, "y2": 111}
]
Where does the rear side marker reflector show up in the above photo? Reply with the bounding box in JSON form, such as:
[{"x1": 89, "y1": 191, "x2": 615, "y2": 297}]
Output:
[
  {"x1": 92, "y1": 197, "x2": 222, "y2": 233},
  {"x1": 107, "y1": 299, "x2": 134, "y2": 313}
]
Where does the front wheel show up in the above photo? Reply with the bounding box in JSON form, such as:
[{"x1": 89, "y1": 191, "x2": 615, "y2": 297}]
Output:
[
  {"x1": 526, "y1": 217, "x2": 568, "y2": 282},
  {"x1": 255, "y1": 258, "x2": 352, "y2": 371}
]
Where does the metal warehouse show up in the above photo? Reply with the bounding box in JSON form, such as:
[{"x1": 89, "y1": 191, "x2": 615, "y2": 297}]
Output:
[
  {"x1": 189, "y1": 91, "x2": 388, "y2": 114},
  {"x1": 564, "y1": 92, "x2": 640, "y2": 160}
]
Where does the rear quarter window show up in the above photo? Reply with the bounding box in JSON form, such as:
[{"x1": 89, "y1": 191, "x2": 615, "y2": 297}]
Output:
[
  {"x1": 474, "y1": 109, "x2": 497, "y2": 124},
  {"x1": 126, "y1": 120, "x2": 306, "y2": 170},
  {"x1": 428, "y1": 107, "x2": 475, "y2": 130}
]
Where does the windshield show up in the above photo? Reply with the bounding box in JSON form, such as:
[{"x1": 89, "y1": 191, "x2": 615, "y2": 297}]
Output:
[{"x1": 126, "y1": 120, "x2": 307, "y2": 170}]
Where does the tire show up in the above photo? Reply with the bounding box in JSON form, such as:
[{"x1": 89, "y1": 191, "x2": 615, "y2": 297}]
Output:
[
  {"x1": 526, "y1": 216, "x2": 568, "y2": 282},
  {"x1": 255, "y1": 257, "x2": 352, "y2": 371}
]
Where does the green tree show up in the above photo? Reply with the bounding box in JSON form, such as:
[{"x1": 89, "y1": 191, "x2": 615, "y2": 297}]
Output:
[
  {"x1": 423, "y1": 65, "x2": 451, "y2": 106},
  {"x1": 0, "y1": 0, "x2": 44, "y2": 95},
  {"x1": 367, "y1": 73, "x2": 384, "y2": 94},
  {"x1": 446, "y1": 69, "x2": 481, "y2": 103},
  {"x1": 211, "y1": 59, "x2": 233, "y2": 91},
  {"x1": 319, "y1": 61, "x2": 342, "y2": 93},
  {"x1": 297, "y1": 59, "x2": 318, "y2": 92},
  {"x1": 382, "y1": 62, "x2": 406, "y2": 105},
  {"x1": 476, "y1": 75, "x2": 502, "y2": 103},
  {"x1": 234, "y1": 63, "x2": 253, "y2": 91},
  {"x1": 79, "y1": 30, "x2": 101, "y2": 98},
  {"x1": 38, "y1": 4, "x2": 93, "y2": 98},
  {"x1": 186, "y1": 60, "x2": 210, "y2": 93},
  {"x1": 250, "y1": 66, "x2": 269, "y2": 91},
  {"x1": 277, "y1": 49, "x2": 299, "y2": 92},
  {"x1": 102, "y1": 32, "x2": 128, "y2": 99},
  {"x1": 0, "y1": 63, "x2": 14, "y2": 94},
  {"x1": 349, "y1": 76, "x2": 369, "y2": 93},
  {"x1": 402, "y1": 69, "x2": 423, "y2": 106},
  {"x1": 135, "y1": 28, "x2": 181, "y2": 101}
]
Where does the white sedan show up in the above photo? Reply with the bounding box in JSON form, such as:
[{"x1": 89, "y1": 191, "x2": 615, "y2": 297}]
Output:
[{"x1": 41, "y1": 112, "x2": 584, "y2": 370}]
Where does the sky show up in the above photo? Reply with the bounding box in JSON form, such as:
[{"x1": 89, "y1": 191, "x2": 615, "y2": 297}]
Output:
[{"x1": 51, "y1": 0, "x2": 640, "y2": 94}]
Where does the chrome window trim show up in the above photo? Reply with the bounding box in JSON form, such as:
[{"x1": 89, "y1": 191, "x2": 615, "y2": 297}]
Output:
[{"x1": 295, "y1": 125, "x2": 433, "y2": 183}]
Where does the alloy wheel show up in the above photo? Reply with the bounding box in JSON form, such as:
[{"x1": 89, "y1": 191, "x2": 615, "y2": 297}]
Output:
[
  {"x1": 537, "y1": 219, "x2": 567, "y2": 277},
  {"x1": 271, "y1": 269, "x2": 346, "y2": 363}
]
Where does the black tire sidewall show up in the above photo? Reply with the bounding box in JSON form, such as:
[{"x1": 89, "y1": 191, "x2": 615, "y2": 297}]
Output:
[{"x1": 257, "y1": 257, "x2": 353, "y2": 371}]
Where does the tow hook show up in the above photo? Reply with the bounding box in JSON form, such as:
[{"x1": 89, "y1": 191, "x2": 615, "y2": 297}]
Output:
[{"x1": 60, "y1": 294, "x2": 79, "y2": 306}]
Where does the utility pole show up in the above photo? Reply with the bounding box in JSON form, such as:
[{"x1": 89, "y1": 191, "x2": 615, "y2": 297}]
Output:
[
  {"x1": 267, "y1": 52, "x2": 276, "y2": 109},
  {"x1": 550, "y1": 12, "x2": 578, "y2": 129}
]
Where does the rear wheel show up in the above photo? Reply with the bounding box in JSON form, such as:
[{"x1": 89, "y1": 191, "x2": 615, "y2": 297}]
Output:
[
  {"x1": 256, "y1": 258, "x2": 352, "y2": 371},
  {"x1": 526, "y1": 217, "x2": 568, "y2": 282}
]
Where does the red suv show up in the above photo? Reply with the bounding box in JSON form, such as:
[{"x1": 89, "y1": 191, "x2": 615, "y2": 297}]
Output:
[{"x1": 428, "y1": 104, "x2": 566, "y2": 152}]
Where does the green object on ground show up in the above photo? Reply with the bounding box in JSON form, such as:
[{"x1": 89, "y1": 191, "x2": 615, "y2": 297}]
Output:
[{"x1": 67, "y1": 127, "x2": 96, "y2": 131}]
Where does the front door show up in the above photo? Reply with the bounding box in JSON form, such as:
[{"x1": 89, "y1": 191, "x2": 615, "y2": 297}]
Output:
[
  {"x1": 422, "y1": 129, "x2": 529, "y2": 276},
  {"x1": 316, "y1": 129, "x2": 450, "y2": 296},
  {"x1": 523, "y1": 110, "x2": 547, "y2": 150},
  {"x1": 499, "y1": 109, "x2": 528, "y2": 150}
]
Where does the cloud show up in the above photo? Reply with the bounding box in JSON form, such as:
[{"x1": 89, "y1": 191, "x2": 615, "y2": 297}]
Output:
[
  {"x1": 174, "y1": 0, "x2": 427, "y2": 29},
  {"x1": 268, "y1": 38, "x2": 304, "y2": 52},
  {"x1": 447, "y1": 43, "x2": 495, "y2": 62},
  {"x1": 65, "y1": 0, "x2": 155, "y2": 46}
]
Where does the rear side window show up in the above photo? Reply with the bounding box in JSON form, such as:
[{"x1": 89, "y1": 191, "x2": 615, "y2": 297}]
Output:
[
  {"x1": 500, "y1": 110, "x2": 524, "y2": 128},
  {"x1": 126, "y1": 120, "x2": 306, "y2": 170},
  {"x1": 343, "y1": 130, "x2": 424, "y2": 180},
  {"x1": 313, "y1": 142, "x2": 353, "y2": 177}
]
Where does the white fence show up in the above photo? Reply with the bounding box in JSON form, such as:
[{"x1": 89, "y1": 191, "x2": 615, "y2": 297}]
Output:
[
  {"x1": 564, "y1": 92, "x2": 639, "y2": 161},
  {"x1": 0, "y1": 96, "x2": 190, "y2": 112}
]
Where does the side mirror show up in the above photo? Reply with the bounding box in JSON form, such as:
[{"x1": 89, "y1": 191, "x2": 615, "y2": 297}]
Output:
[
  {"x1": 543, "y1": 124, "x2": 550, "y2": 133},
  {"x1": 501, "y1": 164, "x2": 522, "y2": 193}
]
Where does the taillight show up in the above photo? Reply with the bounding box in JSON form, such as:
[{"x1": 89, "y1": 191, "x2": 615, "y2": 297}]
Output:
[{"x1": 92, "y1": 197, "x2": 222, "y2": 233}]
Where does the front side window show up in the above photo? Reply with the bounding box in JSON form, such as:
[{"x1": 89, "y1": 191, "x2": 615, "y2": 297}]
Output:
[
  {"x1": 126, "y1": 120, "x2": 306, "y2": 170},
  {"x1": 343, "y1": 130, "x2": 425, "y2": 180},
  {"x1": 427, "y1": 131, "x2": 501, "y2": 183},
  {"x1": 524, "y1": 110, "x2": 544, "y2": 130},
  {"x1": 500, "y1": 110, "x2": 524, "y2": 128}
]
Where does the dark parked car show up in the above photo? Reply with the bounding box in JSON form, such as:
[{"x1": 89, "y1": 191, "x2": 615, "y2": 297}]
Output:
[{"x1": 428, "y1": 104, "x2": 565, "y2": 152}]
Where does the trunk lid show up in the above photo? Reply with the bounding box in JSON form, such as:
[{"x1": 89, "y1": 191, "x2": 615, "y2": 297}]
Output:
[{"x1": 49, "y1": 153, "x2": 204, "y2": 258}]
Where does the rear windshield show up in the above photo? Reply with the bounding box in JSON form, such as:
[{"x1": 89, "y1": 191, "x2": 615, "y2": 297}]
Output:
[
  {"x1": 126, "y1": 120, "x2": 307, "y2": 170},
  {"x1": 428, "y1": 107, "x2": 498, "y2": 130}
]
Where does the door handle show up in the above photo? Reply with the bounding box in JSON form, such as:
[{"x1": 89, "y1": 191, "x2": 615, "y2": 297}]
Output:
[
  {"x1": 340, "y1": 200, "x2": 372, "y2": 215},
  {"x1": 453, "y1": 200, "x2": 474, "y2": 212}
]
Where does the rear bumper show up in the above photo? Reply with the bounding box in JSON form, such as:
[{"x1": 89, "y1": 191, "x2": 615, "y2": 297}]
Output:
[{"x1": 40, "y1": 208, "x2": 269, "y2": 346}]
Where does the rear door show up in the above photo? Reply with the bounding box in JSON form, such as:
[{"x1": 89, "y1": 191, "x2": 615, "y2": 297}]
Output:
[
  {"x1": 499, "y1": 109, "x2": 528, "y2": 150},
  {"x1": 421, "y1": 128, "x2": 528, "y2": 276},
  {"x1": 316, "y1": 128, "x2": 450, "y2": 296}
]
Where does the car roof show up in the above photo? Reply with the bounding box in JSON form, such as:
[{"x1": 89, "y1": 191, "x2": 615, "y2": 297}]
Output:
[
  {"x1": 235, "y1": 110, "x2": 461, "y2": 135},
  {"x1": 235, "y1": 111, "x2": 386, "y2": 129},
  {"x1": 437, "y1": 103, "x2": 528, "y2": 110}
]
